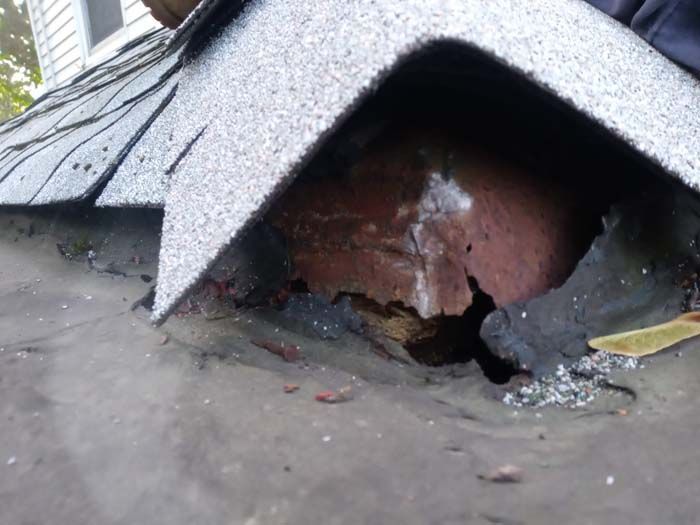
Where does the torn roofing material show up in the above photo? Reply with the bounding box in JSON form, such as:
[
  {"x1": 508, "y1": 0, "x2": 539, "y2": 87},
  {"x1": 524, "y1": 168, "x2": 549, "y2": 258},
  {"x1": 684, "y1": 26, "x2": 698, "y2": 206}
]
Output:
[
  {"x1": 144, "y1": 0, "x2": 700, "y2": 323},
  {"x1": 0, "y1": 29, "x2": 180, "y2": 205},
  {"x1": 1, "y1": 0, "x2": 700, "y2": 325}
]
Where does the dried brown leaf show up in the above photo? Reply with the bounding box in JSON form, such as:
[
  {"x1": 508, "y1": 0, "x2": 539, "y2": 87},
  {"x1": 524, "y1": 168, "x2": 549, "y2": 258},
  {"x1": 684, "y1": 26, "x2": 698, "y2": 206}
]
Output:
[
  {"x1": 478, "y1": 465, "x2": 523, "y2": 483},
  {"x1": 588, "y1": 312, "x2": 700, "y2": 357},
  {"x1": 315, "y1": 386, "x2": 353, "y2": 404}
]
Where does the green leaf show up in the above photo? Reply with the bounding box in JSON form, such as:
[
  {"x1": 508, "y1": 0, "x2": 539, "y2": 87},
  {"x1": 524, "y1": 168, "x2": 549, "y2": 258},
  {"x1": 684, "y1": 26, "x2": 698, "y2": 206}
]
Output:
[{"x1": 0, "y1": 0, "x2": 42, "y2": 121}]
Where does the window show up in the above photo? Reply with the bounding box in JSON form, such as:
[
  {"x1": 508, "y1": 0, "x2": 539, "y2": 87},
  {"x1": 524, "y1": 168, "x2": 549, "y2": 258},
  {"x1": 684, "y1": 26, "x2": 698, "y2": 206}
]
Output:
[{"x1": 83, "y1": 0, "x2": 124, "y2": 48}]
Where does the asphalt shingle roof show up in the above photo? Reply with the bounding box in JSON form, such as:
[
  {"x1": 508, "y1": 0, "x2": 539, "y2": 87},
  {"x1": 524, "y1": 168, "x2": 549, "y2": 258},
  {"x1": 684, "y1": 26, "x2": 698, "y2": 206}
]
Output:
[{"x1": 0, "y1": 30, "x2": 179, "y2": 205}]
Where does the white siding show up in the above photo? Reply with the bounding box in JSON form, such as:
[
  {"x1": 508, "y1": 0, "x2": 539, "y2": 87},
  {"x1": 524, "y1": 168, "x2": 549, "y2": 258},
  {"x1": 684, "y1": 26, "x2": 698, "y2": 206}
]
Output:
[
  {"x1": 124, "y1": 0, "x2": 159, "y2": 37},
  {"x1": 26, "y1": 0, "x2": 162, "y2": 89},
  {"x1": 26, "y1": 0, "x2": 80, "y2": 88}
]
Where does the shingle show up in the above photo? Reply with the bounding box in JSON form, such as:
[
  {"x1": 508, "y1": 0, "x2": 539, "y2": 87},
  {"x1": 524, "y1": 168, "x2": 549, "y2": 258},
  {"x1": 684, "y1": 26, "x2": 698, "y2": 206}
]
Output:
[
  {"x1": 0, "y1": 30, "x2": 179, "y2": 205},
  {"x1": 95, "y1": 77, "x2": 204, "y2": 208}
]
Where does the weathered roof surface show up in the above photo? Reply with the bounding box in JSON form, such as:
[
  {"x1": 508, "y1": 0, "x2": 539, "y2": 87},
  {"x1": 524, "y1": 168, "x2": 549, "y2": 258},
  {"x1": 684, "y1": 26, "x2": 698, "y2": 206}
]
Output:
[
  {"x1": 0, "y1": 30, "x2": 179, "y2": 205},
  {"x1": 1, "y1": 0, "x2": 700, "y2": 324}
]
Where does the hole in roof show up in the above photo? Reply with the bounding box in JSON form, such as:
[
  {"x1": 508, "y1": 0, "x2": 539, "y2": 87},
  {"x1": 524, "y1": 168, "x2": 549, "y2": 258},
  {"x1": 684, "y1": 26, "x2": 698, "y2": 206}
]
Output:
[{"x1": 256, "y1": 42, "x2": 659, "y2": 382}]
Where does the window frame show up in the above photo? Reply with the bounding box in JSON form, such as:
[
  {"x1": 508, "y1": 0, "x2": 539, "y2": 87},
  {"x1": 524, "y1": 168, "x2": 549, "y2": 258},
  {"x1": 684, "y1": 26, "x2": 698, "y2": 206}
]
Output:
[{"x1": 73, "y1": 0, "x2": 129, "y2": 67}]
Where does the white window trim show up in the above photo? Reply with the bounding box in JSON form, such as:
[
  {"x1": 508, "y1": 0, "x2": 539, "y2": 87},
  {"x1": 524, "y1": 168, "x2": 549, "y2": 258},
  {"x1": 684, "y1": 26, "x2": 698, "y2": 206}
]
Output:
[{"x1": 73, "y1": 0, "x2": 129, "y2": 69}]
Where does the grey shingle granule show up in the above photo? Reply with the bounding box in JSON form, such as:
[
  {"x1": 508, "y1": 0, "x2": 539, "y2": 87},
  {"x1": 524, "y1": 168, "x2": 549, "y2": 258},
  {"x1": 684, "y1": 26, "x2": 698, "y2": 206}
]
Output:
[
  {"x1": 144, "y1": 0, "x2": 700, "y2": 322},
  {"x1": 503, "y1": 352, "x2": 639, "y2": 408}
]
